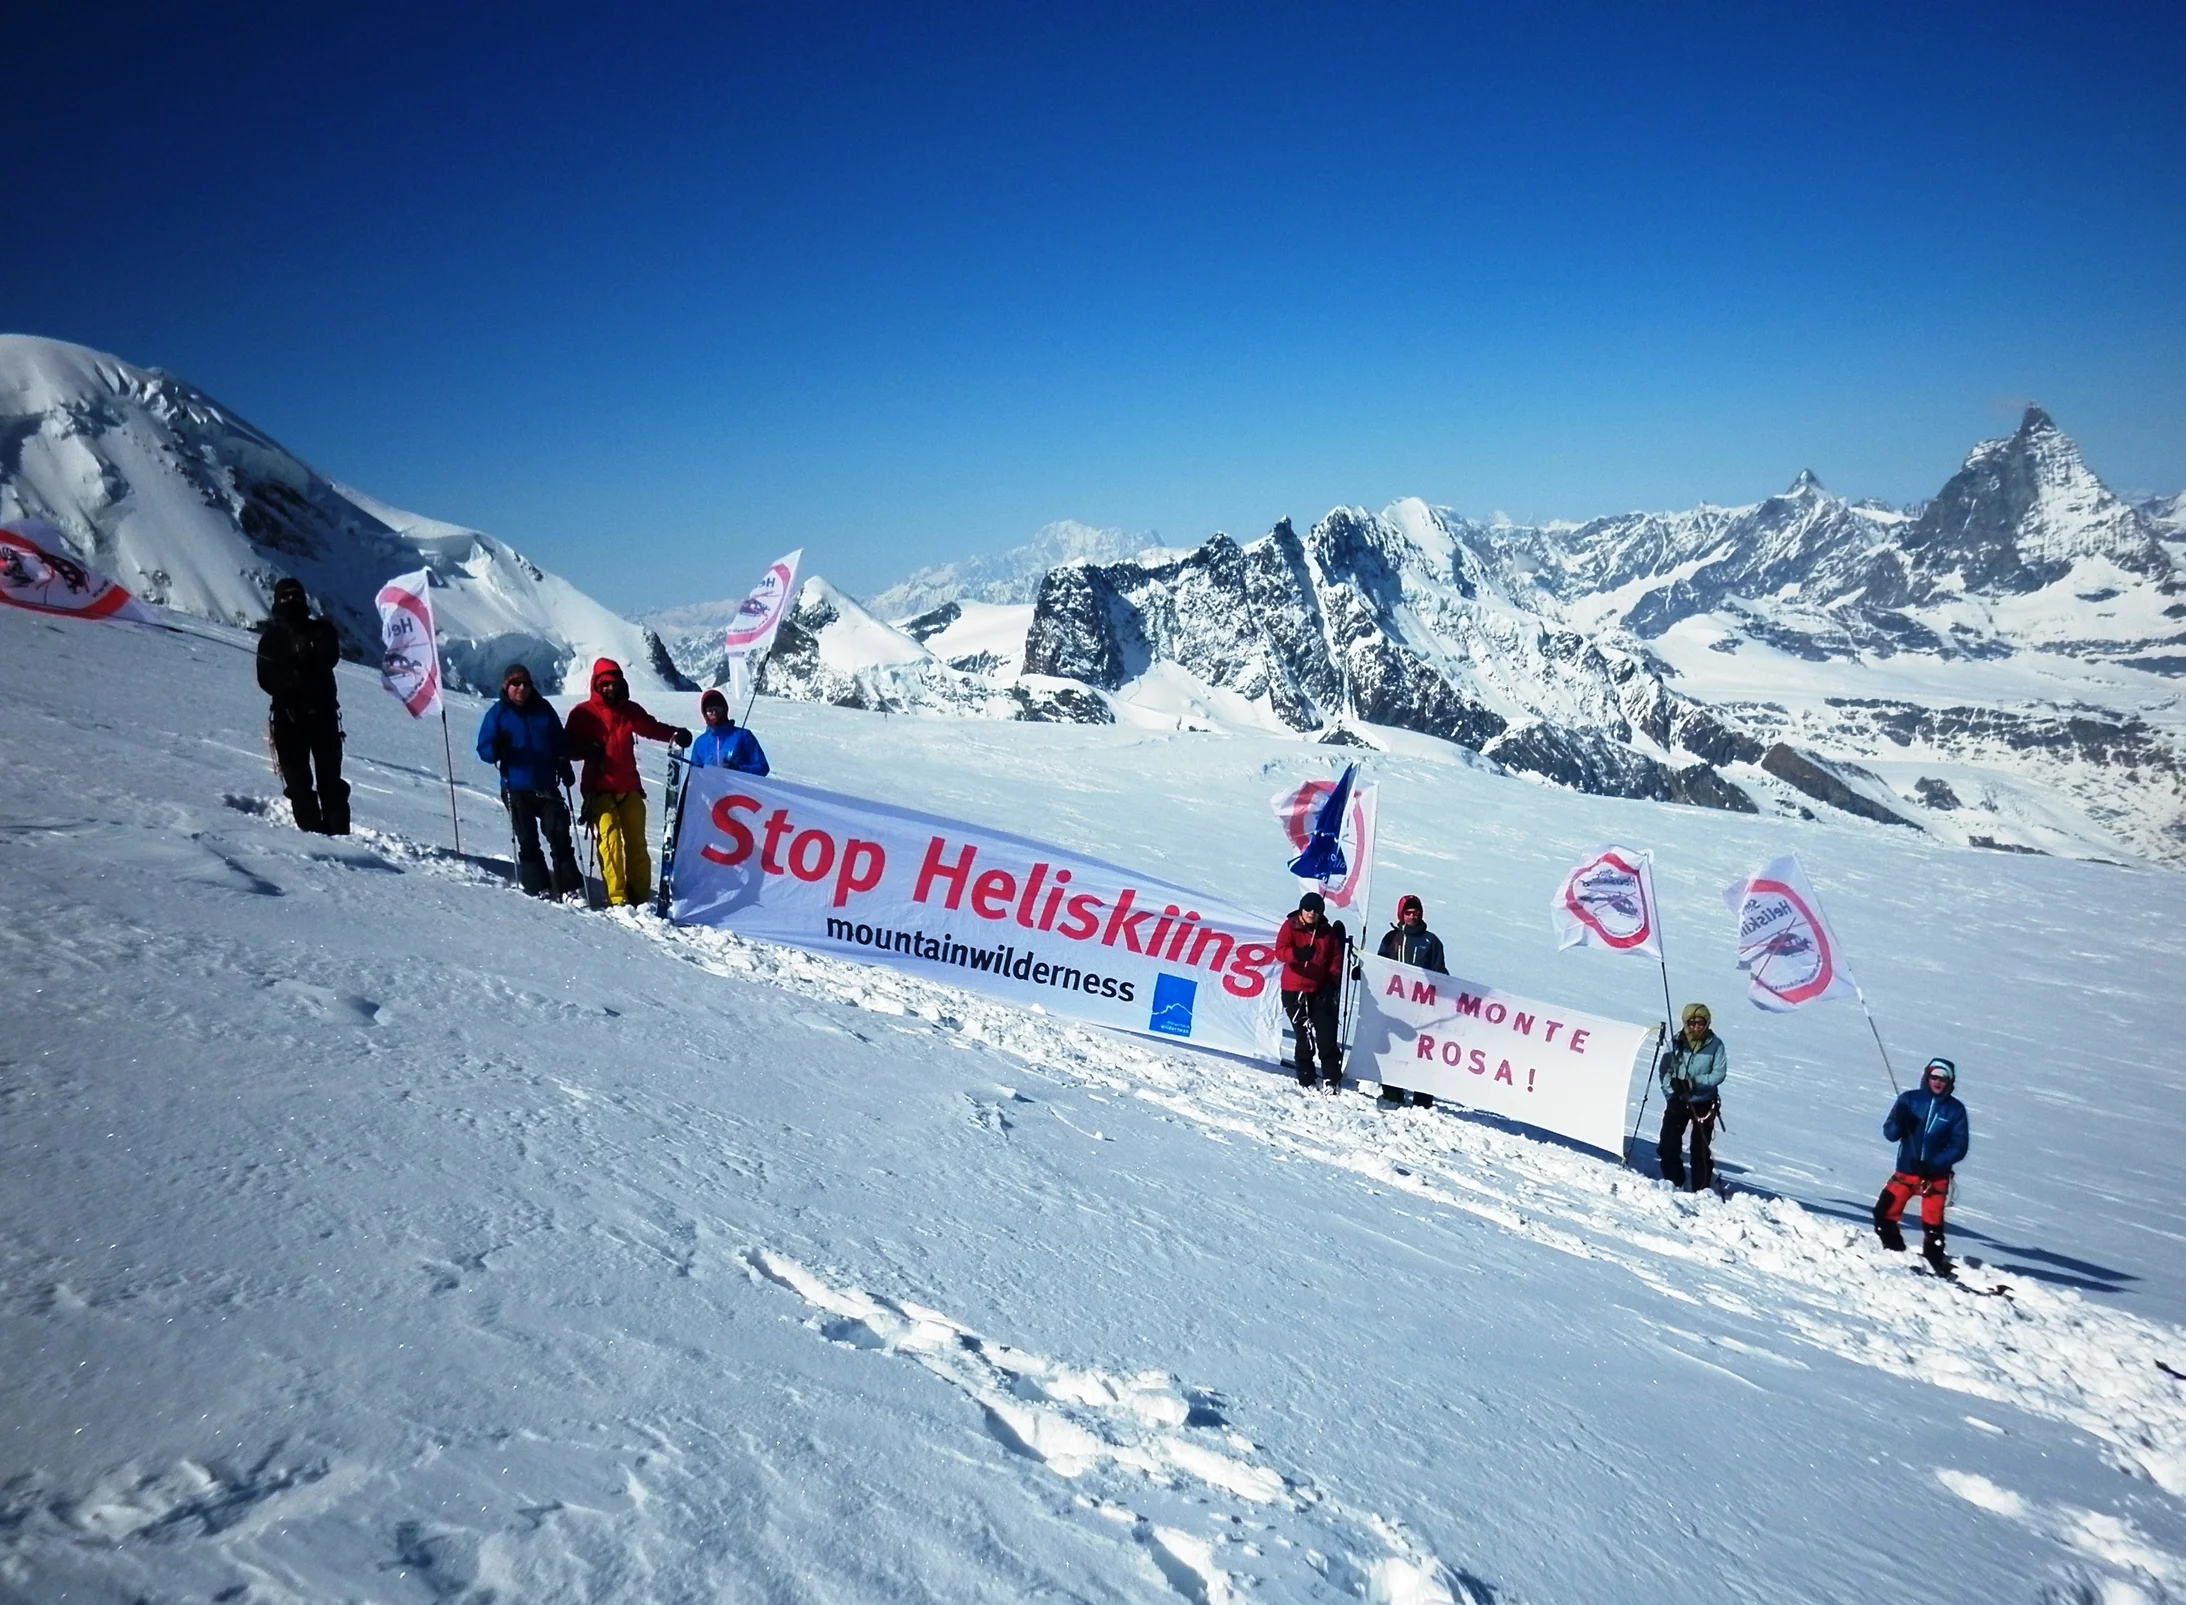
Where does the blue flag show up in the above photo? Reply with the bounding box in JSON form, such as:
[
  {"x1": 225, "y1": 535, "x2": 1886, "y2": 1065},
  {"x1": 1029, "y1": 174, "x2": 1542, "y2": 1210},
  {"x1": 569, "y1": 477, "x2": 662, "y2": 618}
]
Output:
[{"x1": 1287, "y1": 763, "x2": 1356, "y2": 882}]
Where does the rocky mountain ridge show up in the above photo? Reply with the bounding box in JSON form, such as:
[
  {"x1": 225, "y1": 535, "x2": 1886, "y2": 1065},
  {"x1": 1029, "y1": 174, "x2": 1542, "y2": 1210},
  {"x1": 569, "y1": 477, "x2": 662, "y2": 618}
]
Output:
[{"x1": 685, "y1": 409, "x2": 2184, "y2": 867}]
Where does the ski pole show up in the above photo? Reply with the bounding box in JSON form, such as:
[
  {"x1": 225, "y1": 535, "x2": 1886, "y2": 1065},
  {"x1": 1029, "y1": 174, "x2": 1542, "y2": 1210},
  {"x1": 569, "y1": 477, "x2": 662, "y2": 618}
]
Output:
[
  {"x1": 1856, "y1": 986, "x2": 1900, "y2": 1094},
  {"x1": 1627, "y1": 1024, "x2": 1664, "y2": 1166},
  {"x1": 501, "y1": 779, "x2": 521, "y2": 888},
  {"x1": 439, "y1": 708, "x2": 463, "y2": 855}
]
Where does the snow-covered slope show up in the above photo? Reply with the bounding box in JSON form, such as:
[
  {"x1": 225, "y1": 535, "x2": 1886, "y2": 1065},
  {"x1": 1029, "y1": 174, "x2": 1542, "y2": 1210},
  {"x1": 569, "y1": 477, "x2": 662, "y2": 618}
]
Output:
[
  {"x1": 0, "y1": 334, "x2": 689, "y2": 694},
  {"x1": 814, "y1": 414, "x2": 2186, "y2": 868},
  {"x1": 4, "y1": 601, "x2": 2185, "y2": 1602}
]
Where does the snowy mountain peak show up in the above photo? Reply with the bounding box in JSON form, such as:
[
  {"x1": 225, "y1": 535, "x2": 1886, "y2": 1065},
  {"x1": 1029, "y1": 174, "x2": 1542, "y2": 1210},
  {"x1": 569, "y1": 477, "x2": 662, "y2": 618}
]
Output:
[
  {"x1": 0, "y1": 333, "x2": 689, "y2": 695},
  {"x1": 2018, "y1": 403, "x2": 2057, "y2": 436}
]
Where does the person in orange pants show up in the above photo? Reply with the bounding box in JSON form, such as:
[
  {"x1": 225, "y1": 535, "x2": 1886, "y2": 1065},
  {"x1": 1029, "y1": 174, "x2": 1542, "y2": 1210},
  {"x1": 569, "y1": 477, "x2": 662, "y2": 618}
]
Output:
[
  {"x1": 563, "y1": 658, "x2": 689, "y2": 907},
  {"x1": 1874, "y1": 1057, "x2": 1971, "y2": 1277}
]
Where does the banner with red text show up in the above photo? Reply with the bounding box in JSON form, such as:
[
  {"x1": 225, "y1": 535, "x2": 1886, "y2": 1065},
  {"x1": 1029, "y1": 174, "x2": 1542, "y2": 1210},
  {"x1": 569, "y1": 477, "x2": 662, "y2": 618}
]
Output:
[
  {"x1": 1352, "y1": 953, "x2": 1653, "y2": 1154},
  {"x1": 669, "y1": 768, "x2": 1286, "y2": 1057}
]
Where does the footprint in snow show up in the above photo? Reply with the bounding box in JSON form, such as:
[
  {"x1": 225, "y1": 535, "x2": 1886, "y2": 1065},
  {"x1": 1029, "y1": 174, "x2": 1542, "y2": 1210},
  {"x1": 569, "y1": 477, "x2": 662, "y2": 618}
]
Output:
[{"x1": 267, "y1": 979, "x2": 382, "y2": 1024}]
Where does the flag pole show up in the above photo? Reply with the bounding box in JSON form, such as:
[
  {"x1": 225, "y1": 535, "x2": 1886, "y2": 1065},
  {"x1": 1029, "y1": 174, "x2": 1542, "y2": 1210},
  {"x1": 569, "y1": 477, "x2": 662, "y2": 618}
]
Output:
[
  {"x1": 1857, "y1": 986, "x2": 1900, "y2": 1094},
  {"x1": 439, "y1": 708, "x2": 462, "y2": 854}
]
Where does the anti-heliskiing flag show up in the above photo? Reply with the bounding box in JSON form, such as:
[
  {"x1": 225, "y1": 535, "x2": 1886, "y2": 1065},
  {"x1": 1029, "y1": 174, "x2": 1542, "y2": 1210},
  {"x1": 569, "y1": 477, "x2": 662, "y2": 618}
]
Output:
[
  {"x1": 1722, "y1": 853, "x2": 1859, "y2": 1012},
  {"x1": 1551, "y1": 845, "x2": 1663, "y2": 961},
  {"x1": 1285, "y1": 762, "x2": 1356, "y2": 883},
  {"x1": 1271, "y1": 767, "x2": 1378, "y2": 919},
  {"x1": 720, "y1": 549, "x2": 802, "y2": 705},
  {"x1": 374, "y1": 568, "x2": 444, "y2": 719},
  {"x1": 0, "y1": 520, "x2": 157, "y2": 623}
]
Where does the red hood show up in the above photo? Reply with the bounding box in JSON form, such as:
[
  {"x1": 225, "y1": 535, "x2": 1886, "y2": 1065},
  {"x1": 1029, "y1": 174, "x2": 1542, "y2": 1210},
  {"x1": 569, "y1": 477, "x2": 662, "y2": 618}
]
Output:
[{"x1": 589, "y1": 658, "x2": 624, "y2": 696}]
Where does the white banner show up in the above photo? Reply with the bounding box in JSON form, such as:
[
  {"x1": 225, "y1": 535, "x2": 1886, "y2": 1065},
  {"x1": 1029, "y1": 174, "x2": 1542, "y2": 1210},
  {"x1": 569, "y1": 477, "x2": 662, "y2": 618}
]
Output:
[
  {"x1": 0, "y1": 520, "x2": 156, "y2": 623},
  {"x1": 1352, "y1": 953, "x2": 1652, "y2": 1154},
  {"x1": 1270, "y1": 775, "x2": 1378, "y2": 921},
  {"x1": 669, "y1": 768, "x2": 1286, "y2": 1057},
  {"x1": 723, "y1": 549, "x2": 802, "y2": 656},
  {"x1": 374, "y1": 568, "x2": 443, "y2": 719},
  {"x1": 1551, "y1": 844, "x2": 1663, "y2": 960},
  {"x1": 1722, "y1": 853, "x2": 1858, "y2": 1012}
]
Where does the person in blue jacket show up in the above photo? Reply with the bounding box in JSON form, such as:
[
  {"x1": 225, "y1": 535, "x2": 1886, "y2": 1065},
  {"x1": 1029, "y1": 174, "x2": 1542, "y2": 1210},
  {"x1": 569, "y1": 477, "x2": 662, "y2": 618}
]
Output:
[
  {"x1": 688, "y1": 688, "x2": 769, "y2": 774},
  {"x1": 1874, "y1": 1057, "x2": 1971, "y2": 1276},
  {"x1": 476, "y1": 663, "x2": 583, "y2": 899},
  {"x1": 1656, "y1": 1002, "x2": 1727, "y2": 1192}
]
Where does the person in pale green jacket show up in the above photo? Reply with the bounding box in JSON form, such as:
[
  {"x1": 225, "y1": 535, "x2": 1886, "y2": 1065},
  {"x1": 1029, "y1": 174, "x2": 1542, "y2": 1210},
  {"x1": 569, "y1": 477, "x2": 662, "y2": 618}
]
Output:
[{"x1": 1657, "y1": 1002, "x2": 1727, "y2": 1192}]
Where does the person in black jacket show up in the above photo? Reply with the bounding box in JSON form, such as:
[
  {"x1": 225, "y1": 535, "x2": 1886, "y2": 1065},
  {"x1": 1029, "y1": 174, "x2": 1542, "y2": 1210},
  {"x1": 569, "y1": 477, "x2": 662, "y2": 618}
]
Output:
[
  {"x1": 256, "y1": 577, "x2": 350, "y2": 834},
  {"x1": 1376, "y1": 894, "x2": 1448, "y2": 1108}
]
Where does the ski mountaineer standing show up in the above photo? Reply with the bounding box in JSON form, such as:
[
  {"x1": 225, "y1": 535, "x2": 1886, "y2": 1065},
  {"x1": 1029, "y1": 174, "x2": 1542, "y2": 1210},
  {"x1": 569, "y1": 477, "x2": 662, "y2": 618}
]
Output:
[
  {"x1": 562, "y1": 658, "x2": 690, "y2": 907},
  {"x1": 1656, "y1": 1003, "x2": 1727, "y2": 1192},
  {"x1": 1375, "y1": 894, "x2": 1448, "y2": 1108},
  {"x1": 1276, "y1": 892, "x2": 1345, "y2": 1090},
  {"x1": 255, "y1": 576, "x2": 351, "y2": 835},
  {"x1": 1874, "y1": 1057, "x2": 1971, "y2": 1277},
  {"x1": 687, "y1": 688, "x2": 769, "y2": 774},
  {"x1": 476, "y1": 664, "x2": 583, "y2": 899}
]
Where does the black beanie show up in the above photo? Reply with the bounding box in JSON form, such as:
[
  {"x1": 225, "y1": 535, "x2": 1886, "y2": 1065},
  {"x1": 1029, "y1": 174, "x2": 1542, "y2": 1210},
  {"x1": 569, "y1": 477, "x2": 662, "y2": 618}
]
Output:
[{"x1": 1298, "y1": 891, "x2": 1325, "y2": 914}]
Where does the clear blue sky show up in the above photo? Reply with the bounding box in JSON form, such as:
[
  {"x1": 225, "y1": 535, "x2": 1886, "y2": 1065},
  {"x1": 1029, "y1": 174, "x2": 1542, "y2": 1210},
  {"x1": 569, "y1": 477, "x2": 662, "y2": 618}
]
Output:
[{"x1": 10, "y1": 1, "x2": 2183, "y2": 612}]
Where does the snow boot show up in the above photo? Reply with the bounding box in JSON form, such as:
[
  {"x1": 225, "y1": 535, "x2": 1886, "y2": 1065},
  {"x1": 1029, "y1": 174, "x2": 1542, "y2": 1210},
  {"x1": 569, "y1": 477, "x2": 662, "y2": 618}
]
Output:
[
  {"x1": 1296, "y1": 1068, "x2": 1316, "y2": 1089},
  {"x1": 1415, "y1": 1093, "x2": 1434, "y2": 1110},
  {"x1": 1922, "y1": 1226, "x2": 1954, "y2": 1278},
  {"x1": 1872, "y1": 1191, "x2": 1906, "y2": 1251}
]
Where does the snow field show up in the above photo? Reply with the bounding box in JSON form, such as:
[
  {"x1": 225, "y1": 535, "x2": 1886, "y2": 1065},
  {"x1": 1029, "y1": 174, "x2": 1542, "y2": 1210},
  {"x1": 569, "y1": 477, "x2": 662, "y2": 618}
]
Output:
[{"x1": 3, "y1": 602, "x2": 2185, "y2": 1602}]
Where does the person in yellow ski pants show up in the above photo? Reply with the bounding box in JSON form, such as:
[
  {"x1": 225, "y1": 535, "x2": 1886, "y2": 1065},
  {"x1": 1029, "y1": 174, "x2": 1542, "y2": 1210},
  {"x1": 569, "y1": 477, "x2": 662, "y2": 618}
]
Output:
[{"x1": 584, "y1": 791, "x2": 651, "y2": 906}]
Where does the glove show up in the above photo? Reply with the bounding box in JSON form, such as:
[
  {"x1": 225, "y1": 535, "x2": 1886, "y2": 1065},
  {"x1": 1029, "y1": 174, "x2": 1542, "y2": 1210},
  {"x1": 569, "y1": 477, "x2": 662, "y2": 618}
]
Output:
[
  {"x1": 559, "y1": 762, "x2": 576, "y2": 788},
  {"x1": 491, "y1": 734, "x2": 511, "y2": 761},
  {"x1": 672, "y1": 727, "x2": 693, "y2": 748}
]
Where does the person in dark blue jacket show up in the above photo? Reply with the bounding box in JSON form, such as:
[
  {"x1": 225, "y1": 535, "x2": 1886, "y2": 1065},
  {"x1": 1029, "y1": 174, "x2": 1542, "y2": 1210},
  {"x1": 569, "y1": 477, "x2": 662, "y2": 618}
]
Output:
[
  {"x1": 688, "y1": 688, "x2": 769, "y2": 775},
  {"x1": 1874, "y1": 1057, "x2": 1971, "y2": 1276},
  {"x1": 1375, "y1": 894, "x2": 1447, "y2": 1108},
  {"x1": 476, "y1": 664, "x2": 583, "y2": 898}
]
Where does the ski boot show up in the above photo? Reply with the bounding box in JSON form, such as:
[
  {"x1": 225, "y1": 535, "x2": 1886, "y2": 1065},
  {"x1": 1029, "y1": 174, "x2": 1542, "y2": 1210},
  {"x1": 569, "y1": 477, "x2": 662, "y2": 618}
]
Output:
[
  {"x1": 1872, "y1": 1191, "x2": 1906, "y2": 1251},
  {"x1": 1922, "y1": 1226, "x2": 1955, "y2": 1279}
]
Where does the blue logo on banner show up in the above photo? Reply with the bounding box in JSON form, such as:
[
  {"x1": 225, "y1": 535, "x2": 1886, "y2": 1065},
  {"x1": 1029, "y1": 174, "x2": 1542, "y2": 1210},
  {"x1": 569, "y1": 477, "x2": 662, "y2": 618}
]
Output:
[{"x1": 1149, "y1": 974, "x2": 1197, "y2": 1037}]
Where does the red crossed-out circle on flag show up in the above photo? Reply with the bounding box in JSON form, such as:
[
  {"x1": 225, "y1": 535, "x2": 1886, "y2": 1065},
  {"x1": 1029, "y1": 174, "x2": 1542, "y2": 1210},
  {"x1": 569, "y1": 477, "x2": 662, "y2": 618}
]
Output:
[
  {"x1": 0, "y1": 527, "x2": 136, "y2": 619},
  {"x1": 1281, "y1": 778, "x2": 1369, "y2": 908},
  {"x1": 375, "y1": 582, "x2": 441, "y2": 718},
  {"x1": 1738, "y1": 877, "x2": 1836, "y2": 1005},
  {"x1": 724, "y1": 559, "x2": 797, "y2": 652},
  {"x1": 1562, "y1": 850, "x2": 1654, "y2": 949}
]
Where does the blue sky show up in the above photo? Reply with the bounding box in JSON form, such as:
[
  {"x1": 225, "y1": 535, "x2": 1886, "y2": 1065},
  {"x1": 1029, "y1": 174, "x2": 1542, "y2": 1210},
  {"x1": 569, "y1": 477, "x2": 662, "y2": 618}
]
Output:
[{"x1": 10, "y1": 2, "x2": 2183, "y2": 612}]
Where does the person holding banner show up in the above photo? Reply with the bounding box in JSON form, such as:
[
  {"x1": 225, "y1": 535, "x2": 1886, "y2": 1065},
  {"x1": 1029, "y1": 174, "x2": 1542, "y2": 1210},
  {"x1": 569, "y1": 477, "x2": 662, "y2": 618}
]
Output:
[
  {"x1": 689, "y1": 689, "x2": 769, "y2": 775},
  {"x1": 1656, "y1": 1003, "x2": 1726, "y2": 1191},
  {"x1": 256, "y1": 577, "x2": 350, "y2": 835},
  {"x1": 1375, "y1": 894, "x2": 1447, "y2": 1108},
  {"x1": 1277, "y1": 892, "x2": 1345, "y2": 1090},
  {"x1": 476, "y1": 665, "x2": 583, "y2": 899},
  {"x1": 565, "y1": 659, "x2": 690, "y2": 907},
  {"x1": 1874, "y1": 1058, "x2": 1971, "y2": 1277}
]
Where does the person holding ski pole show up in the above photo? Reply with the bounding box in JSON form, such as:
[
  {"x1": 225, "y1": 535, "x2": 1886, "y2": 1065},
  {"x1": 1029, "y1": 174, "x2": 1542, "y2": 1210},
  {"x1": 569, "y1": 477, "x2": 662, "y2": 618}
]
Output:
[
  {"x1": 1874, "y1": 1057, "x2": 1971, "y2": 1277},
  {"x1": 1276, "y1": 892, "x2": 1345, "y2": 1091},
  {"x1": 475, "y1": 663, "x2": 582, "y2": 900},
  {"x1": 1657, "y1": 1002, "x2": 1726, "y2": 1192},
  {"x1": 563, "y1": 658, "x2": 690, "y2": 908},
  {"x1": 256, "y1": 576, "x2": 351, "y2": 834},
  {"x1": 688, "y1": 688, "x2": 770, "y2": 774},
  {"x1": 1375, "y1": 893, "x2": 1448, "y2": 1108}
]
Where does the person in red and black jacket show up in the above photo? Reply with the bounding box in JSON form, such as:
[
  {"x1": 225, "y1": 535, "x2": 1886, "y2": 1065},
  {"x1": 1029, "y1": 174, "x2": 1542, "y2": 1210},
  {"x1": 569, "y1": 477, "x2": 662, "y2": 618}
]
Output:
[
  {"x1": 1276, "y1": 892, "x2": 1345, "y2": 1090},
  {"x1": 562, "y1": 658, "x2": 689, "y2": 907}
]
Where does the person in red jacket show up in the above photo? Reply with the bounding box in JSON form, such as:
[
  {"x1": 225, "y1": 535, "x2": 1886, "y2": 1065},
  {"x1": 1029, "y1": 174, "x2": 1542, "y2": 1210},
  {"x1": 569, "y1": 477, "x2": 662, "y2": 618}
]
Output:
[
  {"x1": 1276, "y1": 891, "x2": 1345, "y2": 1090},
  {"x1": 562, "y1": 658, "x2": 690, "y2": 907}
]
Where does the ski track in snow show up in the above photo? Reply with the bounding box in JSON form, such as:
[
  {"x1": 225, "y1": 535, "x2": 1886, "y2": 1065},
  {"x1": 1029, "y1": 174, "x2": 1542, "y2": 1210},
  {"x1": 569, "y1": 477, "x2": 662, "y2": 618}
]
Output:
[{"x1": 341, "y1": 809, "x2": 2186, "y2": 1579}]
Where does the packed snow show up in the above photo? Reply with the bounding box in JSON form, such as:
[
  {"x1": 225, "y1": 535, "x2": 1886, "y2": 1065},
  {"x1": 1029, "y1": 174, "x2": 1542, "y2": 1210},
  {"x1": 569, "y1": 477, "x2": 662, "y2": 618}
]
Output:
[{"x1": 3, "y1": 600, "x2": 2184, "y2": 1603}]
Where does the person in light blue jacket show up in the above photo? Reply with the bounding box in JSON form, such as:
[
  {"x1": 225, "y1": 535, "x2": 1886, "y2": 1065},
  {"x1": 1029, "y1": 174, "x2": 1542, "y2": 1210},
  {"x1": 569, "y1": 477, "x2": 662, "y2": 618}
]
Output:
[
  {"x1": 688, "y1": 688, "x2": 769, "y2": 775},
  {"x1": 1874, "y1": 1057, "x2": 1971, "y2": 1276},
  {"x1": 1656, "y1": 1002, "x2": 1727, "y2": 1192}
]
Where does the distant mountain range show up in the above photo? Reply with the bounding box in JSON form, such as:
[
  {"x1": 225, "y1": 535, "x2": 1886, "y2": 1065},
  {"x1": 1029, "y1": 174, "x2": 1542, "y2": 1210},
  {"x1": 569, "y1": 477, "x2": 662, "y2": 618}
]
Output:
[
  {"x1": 0, "y1": 335, "x2": 689, "y2": 695},
  {"x1": 654, "y1": 409, "x2": 2185, "y2": 868},
  {"x1": 7, "y1": 332, "x2": 2179, "y2": 867}
]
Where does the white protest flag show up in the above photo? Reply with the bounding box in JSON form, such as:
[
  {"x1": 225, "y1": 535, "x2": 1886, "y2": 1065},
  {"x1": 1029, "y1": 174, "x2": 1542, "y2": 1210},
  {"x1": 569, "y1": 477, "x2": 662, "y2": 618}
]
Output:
[
  {"x1": 671, "y1": 768, "x2": 1286, "y2": 1058},
  {"x1": 374, "y1": 568, "x2": 443, "y2": 719},
  {"x1": 1269, "y1": 773, "x2": 1379, "y2": 923},
  {"x1": 1722, "y1": 853, "x2": 1859, "y2": 1012},
  {"x1": 720, "y1": 549, "x2": 803, "y2": 698},
  {"x1": 0, "y1": 519, "x2": 158, "y2": 624},
  {"x1": 1353, "y1": 954, "x2": 1652, "y2": 1155},
  {"x1": 1551, "y1": 845, "x2": 1663, "y2": 961}
]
